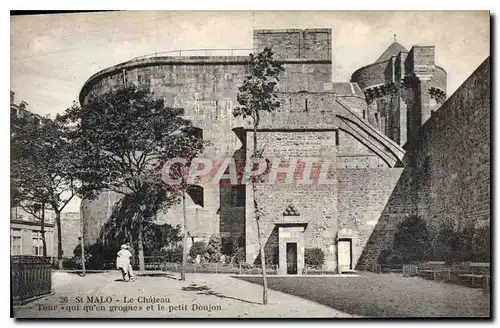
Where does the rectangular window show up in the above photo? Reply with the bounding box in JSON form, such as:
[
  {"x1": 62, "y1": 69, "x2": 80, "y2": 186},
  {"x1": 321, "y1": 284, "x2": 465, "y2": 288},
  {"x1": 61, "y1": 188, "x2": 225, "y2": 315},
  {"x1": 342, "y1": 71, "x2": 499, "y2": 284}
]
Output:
[
  {"x1": 11, "y1": 229, "x2": 22, "y2": 255},
  {"x1": 231, "y1": 185, "x2": 246, "y2": 207},
  {"x1": 32, "y1": 231, "x2": 43, "y2": 256},
  {"x1": 11, "y1": 206, "x2": 18, "y2": 220}
]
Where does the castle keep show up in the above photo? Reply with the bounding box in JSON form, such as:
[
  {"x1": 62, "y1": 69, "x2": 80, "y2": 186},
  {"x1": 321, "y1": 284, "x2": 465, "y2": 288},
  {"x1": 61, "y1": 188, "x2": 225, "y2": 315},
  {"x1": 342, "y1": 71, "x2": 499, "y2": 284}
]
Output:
[{"x1": 79, "y1": 28, "x2": 490, "y2": 273}]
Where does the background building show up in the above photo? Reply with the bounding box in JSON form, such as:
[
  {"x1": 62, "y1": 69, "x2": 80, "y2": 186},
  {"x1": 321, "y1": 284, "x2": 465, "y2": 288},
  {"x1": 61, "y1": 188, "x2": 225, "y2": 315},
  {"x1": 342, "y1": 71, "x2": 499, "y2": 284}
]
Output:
[{"x1": 10, "y1": 91, "x2": 82, "y2": 259}]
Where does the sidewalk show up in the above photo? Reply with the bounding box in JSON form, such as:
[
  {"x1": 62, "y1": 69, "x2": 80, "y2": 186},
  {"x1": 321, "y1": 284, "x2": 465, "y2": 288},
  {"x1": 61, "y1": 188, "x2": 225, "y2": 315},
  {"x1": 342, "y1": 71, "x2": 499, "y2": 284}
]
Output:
[{"x1": 13, "y1": 271, "x2": 355, "y2": 318}]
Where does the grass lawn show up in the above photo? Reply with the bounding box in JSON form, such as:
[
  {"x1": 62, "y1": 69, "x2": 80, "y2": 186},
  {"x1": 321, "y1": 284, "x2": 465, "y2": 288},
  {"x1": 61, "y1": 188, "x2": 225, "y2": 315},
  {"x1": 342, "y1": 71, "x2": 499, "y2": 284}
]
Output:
[{"x1": 237, "y1": 272, "x2": 490, "y2": 318}]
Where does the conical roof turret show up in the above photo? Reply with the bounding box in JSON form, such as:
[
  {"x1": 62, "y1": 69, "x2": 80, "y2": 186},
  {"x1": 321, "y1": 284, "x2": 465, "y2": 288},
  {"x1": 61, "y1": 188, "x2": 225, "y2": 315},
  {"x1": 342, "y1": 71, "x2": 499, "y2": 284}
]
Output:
[{"x1": 375, "y1": 41, "x2": 408, "y2": 63}]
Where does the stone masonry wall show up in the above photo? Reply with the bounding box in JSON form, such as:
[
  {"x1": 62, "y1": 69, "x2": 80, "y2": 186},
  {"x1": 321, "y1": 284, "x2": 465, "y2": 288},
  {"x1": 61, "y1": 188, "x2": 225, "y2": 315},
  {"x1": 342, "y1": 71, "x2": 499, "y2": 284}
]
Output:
[
  {"x1": 351, "y1": 61, "x2": 389, "y2": 89},
  {"x1": 411, "y1": 57, "x2": 490, "y2": 231},
  {"x1": 245, "y1": 130, "x2": 338, "y2": 269},
  {"x1": 60, "y1": 212, "x2": 82, "y2": 258},
  {"x1": 253, "y1": 28, "x2": 331, "y2": 61},
  {"x1": 355, "y1": 167, "x2": 417, "y2": 269},
  {"x1": 336, "y1": 130, "x2": 389, "y2": 169},
  {"x1": 356, "y1": 57, "x2": 490, "y2": 269},
  {"x1": 337, "y1": 168, "x2": 404, "y2": 269},
  {"x1": 80, "y1": 55, "x2": 332, "y2": 246}
]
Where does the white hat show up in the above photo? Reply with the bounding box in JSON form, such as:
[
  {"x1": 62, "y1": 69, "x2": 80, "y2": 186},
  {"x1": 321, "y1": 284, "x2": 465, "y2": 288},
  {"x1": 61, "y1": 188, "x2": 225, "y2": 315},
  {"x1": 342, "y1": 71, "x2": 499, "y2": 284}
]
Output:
[{"x1": 121, "y1": 244, "x2": 127, "y2": 249}]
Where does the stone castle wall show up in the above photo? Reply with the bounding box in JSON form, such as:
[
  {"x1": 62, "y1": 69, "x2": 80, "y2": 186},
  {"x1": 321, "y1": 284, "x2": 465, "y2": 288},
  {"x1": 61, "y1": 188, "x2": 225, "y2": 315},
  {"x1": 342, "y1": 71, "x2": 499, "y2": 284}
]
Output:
[
  {"x1": 253, "y1": 28, "x2": 331, "y2": 61},
  {"x1": 351, "y1": 45, "x2": 447, "y2": 146},
  {"x1": 76, "y1": 26, "x2": 488, "y2": 274},
  {"x1": 245, "y1": 130, "x2": 338, "y2": 269},
  {"x1": 356, "y1": 57, "x2": 490, "y2": 269},
  {"x1": 411, "y1": 57, "x2": 490, "y2": 230},
  {"x1": 337, "y1": 168, "x2": 404, "y2": 268},
  {"x1": 79, "y1": 29, "x2": 333, "y2": 247},
  {"x1": 59, "y1": 212, "x2": 82, "y2": 258}
]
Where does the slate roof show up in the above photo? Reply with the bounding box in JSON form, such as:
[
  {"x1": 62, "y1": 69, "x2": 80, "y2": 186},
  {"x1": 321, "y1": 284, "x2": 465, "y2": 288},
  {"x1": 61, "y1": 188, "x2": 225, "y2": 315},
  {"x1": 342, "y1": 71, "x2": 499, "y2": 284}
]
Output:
[{"x1": 375, "y1": 42, "x2": 408, "y2": 63}]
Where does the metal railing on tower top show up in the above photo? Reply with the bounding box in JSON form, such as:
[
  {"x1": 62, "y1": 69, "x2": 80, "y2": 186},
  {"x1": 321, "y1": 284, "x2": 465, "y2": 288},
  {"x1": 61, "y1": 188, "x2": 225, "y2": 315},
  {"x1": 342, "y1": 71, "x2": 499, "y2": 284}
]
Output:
[{"x1": 131, "y1": 48, "x2": 254, "y2": 60}]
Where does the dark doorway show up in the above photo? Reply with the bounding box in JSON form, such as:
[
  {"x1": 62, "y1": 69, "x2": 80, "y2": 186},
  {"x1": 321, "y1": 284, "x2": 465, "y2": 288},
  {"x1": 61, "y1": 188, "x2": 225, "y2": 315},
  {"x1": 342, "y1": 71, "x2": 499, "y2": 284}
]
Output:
[{"x1": 286, "y1": 243, "x2": 298, "y2": 274}]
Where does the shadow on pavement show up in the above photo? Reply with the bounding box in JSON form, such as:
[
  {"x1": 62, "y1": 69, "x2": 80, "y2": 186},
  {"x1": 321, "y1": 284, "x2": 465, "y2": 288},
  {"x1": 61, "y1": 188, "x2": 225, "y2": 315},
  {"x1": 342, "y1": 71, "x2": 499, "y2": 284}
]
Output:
[
  {"x1": 65, "y1": 270, "x2": 107, "y2": 275},
  {"x1": 182, "y1": 283, "x2": 261, "y2": 305},
  {"x1": 137, "y1": 272, "x2": 180, "y2": 280}
]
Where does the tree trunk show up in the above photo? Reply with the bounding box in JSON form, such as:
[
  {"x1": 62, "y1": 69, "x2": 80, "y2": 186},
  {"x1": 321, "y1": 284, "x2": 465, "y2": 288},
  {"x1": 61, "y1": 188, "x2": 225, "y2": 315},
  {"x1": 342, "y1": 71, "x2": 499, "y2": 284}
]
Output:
[
  {"x1": 55, "y1": 210, "x2": 63, "y2": 269},
  {"x1": 252, "y1": 122, "x2": 268, "y2": 305},
  {"x1": 138, "y1": 221, "x2": 145, "y2": 271},
  {"x1": 253, "y1": 183, "x2": 268, "y2": 305},
  {"x1": 181, "y1": 190, "x2": 188, "y2": 281},
  {"x1": 40, "y1": 202, "x2": 47, "y2": 257},
  {"x1": 128, "y1": 230, "x2": 135, "y2": 267},
  {"x1": 80, "y1": 217, "x2": 86, "y2": 277}
]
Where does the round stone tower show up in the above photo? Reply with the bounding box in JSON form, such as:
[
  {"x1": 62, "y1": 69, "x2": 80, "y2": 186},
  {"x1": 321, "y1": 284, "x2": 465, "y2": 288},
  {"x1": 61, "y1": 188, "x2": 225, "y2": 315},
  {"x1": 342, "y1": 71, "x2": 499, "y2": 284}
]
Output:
[
  {"x1": 351, "y1": 41, "x2": 447, "y2": 146},
  {"x1": 78, "y1": 28, "x2": 334, "y2": 247}
]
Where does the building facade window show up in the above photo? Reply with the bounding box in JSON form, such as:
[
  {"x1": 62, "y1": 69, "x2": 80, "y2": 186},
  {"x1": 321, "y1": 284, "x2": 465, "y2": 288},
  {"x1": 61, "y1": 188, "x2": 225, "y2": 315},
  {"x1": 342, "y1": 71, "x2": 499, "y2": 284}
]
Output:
[
  {"x1": 32, "y1": 231, "x2": 43, "y2": 256},
  {"x1": 11, "y1": 229, "x2": 22, "y2": 255}
]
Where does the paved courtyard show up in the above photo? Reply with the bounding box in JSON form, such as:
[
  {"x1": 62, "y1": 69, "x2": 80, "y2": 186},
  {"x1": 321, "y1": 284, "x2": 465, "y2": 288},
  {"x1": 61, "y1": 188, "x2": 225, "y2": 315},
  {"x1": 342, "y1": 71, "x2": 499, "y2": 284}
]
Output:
[
  {"x1": 13, "y1": 271, "x2": 354, "y2": 318},
  {"x1": 238, "y1": 272, "x2": 491, "y2": 318}
]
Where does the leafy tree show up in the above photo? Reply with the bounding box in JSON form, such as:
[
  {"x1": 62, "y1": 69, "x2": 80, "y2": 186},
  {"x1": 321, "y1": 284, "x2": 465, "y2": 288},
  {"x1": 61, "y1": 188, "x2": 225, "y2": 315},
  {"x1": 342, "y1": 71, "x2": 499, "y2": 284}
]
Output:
[
  {"x1": 305, "y1": 248, "x2": 325, "y2": 267},
  {"x1": 431, "y1": 222, "x2": 461, "y2": 263},
  {"x1": 456, "y1": 224, "x2": 475, "y2": 262},
  {"x1": 61, "y1": 85, "x2": 206, "y2": 270},
  {"x1": 189, "y1": 241, "x2": 207, "y2": 259},
  {"x1": 206, "y1": 234, "x2": 222, "y2": 262},
  {"x1": 221, "y1": 237, "x2": 238, "y2": 256},
  {"x1": 254, "y1": 246, "x2": 279, "y2": 266},
  {"x1": 472, "y1": 225, "x2": 490, "y2": 262},
  {"x1": 101, "y1": 180, "x2": 176, "y2": 263},
  {"x1": 232, "y1": 247, "x2": 246, "y2": 265},
  {"x1": 143, "y1": 223, "x2": 183, "y2": 253},
  {"x1": 11, "y1": 115, "x2": 79, "y2": 261},
  {"x1": 233, "y1": 47, "x2": 284, "y2": 305},
  {"x1": 392, "y1": 215, "x2": 432, "y2": 263}
]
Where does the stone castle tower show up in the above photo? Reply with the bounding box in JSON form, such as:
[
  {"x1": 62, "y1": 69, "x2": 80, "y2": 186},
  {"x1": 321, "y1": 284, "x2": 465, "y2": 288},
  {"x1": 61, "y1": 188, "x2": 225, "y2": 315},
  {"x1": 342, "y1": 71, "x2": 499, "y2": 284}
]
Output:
[
  {"x1": 77, "y1": 28, "x2": 483, "y2": 275},
  {"x1": 351, "y1": 41, "x2": 447, "y2": 146}
]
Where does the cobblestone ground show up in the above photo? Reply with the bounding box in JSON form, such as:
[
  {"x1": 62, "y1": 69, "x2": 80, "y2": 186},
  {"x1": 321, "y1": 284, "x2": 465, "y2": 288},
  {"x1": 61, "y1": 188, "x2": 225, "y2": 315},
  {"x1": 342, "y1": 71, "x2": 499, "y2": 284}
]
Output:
[{"x1": 13, "y1": 271, "x2": 354, "y2": 318}]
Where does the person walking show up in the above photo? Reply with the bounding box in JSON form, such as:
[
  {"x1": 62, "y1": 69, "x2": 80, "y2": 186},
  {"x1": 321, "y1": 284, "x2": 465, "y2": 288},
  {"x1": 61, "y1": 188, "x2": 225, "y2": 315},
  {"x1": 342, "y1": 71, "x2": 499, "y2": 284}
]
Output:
[{"x1": 116, "y1": 244, "x2": 133, "y2": 282}]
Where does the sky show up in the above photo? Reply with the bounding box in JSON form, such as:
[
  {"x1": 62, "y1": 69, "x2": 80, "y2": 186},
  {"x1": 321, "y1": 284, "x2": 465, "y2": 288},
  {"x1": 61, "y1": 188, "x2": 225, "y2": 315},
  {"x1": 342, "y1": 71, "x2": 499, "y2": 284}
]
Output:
[
  {"x1": 11, "y1": 10, "x2": 490, "y2": 118},
  {"x1": 9, "y1": 10, "x2": 490, "y2": 212}
]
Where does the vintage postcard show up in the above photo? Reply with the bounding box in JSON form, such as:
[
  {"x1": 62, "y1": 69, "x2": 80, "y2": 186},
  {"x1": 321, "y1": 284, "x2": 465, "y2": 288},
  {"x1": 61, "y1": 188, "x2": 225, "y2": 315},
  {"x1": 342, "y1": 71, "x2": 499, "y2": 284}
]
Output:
[{"x1": 10, "y1": 10, "x2": 490, "y2": 318}]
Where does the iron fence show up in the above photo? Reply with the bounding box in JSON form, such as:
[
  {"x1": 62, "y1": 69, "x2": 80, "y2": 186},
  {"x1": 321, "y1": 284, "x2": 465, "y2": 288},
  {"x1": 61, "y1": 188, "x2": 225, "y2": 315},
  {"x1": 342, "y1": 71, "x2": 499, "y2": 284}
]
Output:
[
  {"x1": 157, "y1": 261, "x2": 279, "y2": 275},
  {"x1": 11, "y1": 256, "x2": 52, "y2": 305}
]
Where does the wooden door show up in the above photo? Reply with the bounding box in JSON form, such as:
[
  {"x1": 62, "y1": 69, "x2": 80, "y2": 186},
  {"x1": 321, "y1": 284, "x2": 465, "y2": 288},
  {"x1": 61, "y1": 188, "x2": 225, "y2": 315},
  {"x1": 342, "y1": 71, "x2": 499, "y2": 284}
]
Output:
[
  {"x1": 286, "y1": 243, "x2": 298, "y2": 274},
  {"x1": 338, "y1": 239, "x2": 352, "y2": 272}
]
